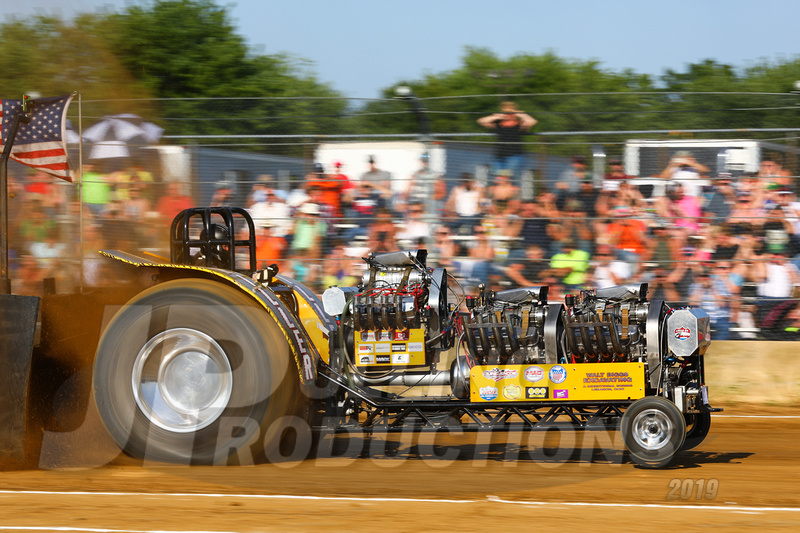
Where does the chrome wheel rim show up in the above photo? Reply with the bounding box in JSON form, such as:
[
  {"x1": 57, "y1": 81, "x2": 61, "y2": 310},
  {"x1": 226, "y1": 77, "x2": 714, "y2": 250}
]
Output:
[
  {"x1": 631, "y1": 408, "x2": 673, "y2": 451},
  {"x1": 132, "y1": 328, "x2": 233, "y2": 433}
]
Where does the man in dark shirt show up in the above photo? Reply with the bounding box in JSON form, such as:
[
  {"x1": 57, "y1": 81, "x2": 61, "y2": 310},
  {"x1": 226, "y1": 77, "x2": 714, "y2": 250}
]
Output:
[
  {"x1": 505, "y1": 244, "x2": 554, "y2": 287},
  {"x1": 712, "y1": 225, "x2": 741, "y2": 261},
  {"x1": 508, "y1": 199, "x2": 552, "y2": 259},
  {"x1": 478, "y1": 101, "x2": 537, "y2": 186}
]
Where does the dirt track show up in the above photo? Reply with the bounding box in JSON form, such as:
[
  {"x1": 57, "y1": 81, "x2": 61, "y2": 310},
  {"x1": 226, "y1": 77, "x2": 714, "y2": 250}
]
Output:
[{"x1": 1, "y1": 403, "x2": 799, "y2": 532}]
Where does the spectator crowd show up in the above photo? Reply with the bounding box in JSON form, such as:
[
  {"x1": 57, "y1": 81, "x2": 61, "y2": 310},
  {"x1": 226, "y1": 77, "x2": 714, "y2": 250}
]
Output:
[
  {"x1": 235, "y1": 152, "x2": 800, "y2": 341},
  {"x1": 5, "y1": 150, "x2": 800, "y2": 341}
]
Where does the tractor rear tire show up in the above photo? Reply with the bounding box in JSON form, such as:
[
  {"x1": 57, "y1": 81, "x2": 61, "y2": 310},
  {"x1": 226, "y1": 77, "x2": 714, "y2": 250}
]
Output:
[
  {"x1": 93, "y1": 279, "x2": 302, "y2": 465},
  {"x1": 621, "y1": 396, "x2": 686, "y2": 468}
]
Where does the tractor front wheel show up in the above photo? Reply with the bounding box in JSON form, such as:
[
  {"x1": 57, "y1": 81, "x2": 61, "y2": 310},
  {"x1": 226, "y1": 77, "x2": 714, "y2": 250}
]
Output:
[{"x1": 621, "y1": 396, "x2": 686, "y2": 468}]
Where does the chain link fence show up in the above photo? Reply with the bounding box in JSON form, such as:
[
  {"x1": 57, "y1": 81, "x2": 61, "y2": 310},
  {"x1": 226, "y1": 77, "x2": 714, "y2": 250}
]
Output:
[{"x1": 5, "y1": 92, "x2": 800, "y2": 340}]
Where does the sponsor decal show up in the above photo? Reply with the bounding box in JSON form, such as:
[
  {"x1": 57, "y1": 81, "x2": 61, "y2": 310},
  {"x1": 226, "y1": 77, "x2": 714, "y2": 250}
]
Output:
[
  {"x1": 408, "y1": 342, "x2": 424, "y2": 352},
  {"x1": 359, "y1": 354, "x2": 375, "y2": 365},
  {"x1": 583, "y1": 371, "x2": 632, "y2": 384},
  {"x1": 549, "y1": 365, "x2": 567, "y2": 384},
  {"x1": 479, "y1": 386, "x2": 499, "y2": 401},
  {"x1": 361, "y1": 331, "x2": 375, "y2": 342},
  {"x1": 392, "y1": 343, "x2": 407, "y2": 352},
  {"x1": 376, "y1": 355, "x2": 391, "y2": 364},
  {"x1": 502, "y1": 384, "x2": 522, "y2": 400},
  {"x1": 526, "y1": 386, "x2": 548, "y2": 399},
  {"x1": 392, "y1": 353, "x2": 410, "y2": 364},
  {"x1": 378, "y1": 330, "x2": 392, "y2": 341},
  {"x1": 553, "y1": 389, "x2": 569, "y2": 399},
  {"x1": 375, "y1": 342, "x2": 391, "y2": 354},
  {"x1": 675, "y1": 326, "x2": 691, "y2": 340},
  {"x1": 358, "y1": 344, "x2": 374, "y2": 354},
  {"x1": 524, "y1": 365, "x2": 545, "y2": 383},
  {"x1": 393, "y1": 330, "x2": 410, "y2": 341},
  {"x1": 482, "y1": 367, "x2": 519, "y2": 382}
]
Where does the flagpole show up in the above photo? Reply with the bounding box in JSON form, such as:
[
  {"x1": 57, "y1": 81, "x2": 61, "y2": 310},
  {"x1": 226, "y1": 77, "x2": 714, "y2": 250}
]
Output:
[
  {"x1": 78, "y1": 91, "x2": 84, "y2": 293},
  {"x1": 0, "y1": 98, "x2": 33, "y2": 295}
]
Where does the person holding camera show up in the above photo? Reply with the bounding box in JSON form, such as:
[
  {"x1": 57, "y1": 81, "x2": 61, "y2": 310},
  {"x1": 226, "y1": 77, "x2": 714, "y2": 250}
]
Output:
[
  {"x1": 659, "y1": 151, "x2": 710, "y2": 198},
  {"x1": 478, "y1": 101, "x2": 537, "y2": 184}
]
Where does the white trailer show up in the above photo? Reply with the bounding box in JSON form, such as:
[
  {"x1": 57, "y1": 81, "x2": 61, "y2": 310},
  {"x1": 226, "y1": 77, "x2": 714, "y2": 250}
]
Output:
[{"x1": 622, "y1": 138, "x2": 794, "y2": 178}]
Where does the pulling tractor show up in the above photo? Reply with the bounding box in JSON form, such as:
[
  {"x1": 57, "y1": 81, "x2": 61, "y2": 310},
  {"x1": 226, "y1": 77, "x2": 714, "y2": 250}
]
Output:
[{"x1": 56, "y1": 207, "x2": 717, "y2": 468}]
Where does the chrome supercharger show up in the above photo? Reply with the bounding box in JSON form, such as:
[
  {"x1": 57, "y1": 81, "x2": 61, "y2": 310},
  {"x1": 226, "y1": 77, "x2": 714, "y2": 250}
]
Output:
[{"x1": 322, "y1": 250, "x2": 456, "y2": 387}]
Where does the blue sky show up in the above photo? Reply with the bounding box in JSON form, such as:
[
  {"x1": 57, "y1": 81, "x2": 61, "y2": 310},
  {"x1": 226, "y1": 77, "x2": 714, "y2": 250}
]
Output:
[{"x1": 8, "y1": 0, "x2": 800, "y2": 99}]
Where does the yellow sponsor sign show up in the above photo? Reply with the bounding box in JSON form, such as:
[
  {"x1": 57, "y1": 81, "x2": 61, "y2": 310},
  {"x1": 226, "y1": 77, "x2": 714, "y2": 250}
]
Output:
[{"x1": 470, "y1": 362, "x2": 645, "y2": 402}]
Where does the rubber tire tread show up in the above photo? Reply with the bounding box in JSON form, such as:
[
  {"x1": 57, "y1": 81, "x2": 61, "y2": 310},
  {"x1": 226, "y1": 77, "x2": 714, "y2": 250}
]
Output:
[{"x1": 93, "y1": 279, "x2": 302, "y2": 465}]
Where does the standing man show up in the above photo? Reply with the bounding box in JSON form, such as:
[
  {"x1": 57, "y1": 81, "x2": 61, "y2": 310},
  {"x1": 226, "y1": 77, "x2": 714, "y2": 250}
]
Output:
[
  {"x1": 359, "y1": 155, "x2": 393, "y2": 210},
  {"x1": 478, "y1": 101, "x2": 537, "y2": 185},
  {"x1": 400, "y1": 153, "x2": 435, "y2": 213},
  {"x1": 329, "y1": 161, "x2": 355, "y2": 217}
]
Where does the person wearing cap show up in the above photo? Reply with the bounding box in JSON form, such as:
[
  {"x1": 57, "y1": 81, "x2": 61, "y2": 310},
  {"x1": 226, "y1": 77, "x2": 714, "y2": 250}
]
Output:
[
  {"x1": 255, "y1": 221, "x2": 287, "y2": 271},
  {"x1": 248, "y1": 186, "x2": 293, "y2": 239},
  {"x1": 756, "y1": 204, "x2": 794, "y2": 257},
  {"x1": 399, "y1": 153, "x2": 436, "y2": 213},
  {"x1": 359, "y1": 155, "x2": 393, "y2": 206},
  {"x1": 751, "y1": 241, "x2": 799, "y2": 305},
  {"x1": 329, "y1": 160, "x2": 355, "y2": 215},
  {"x1": 735, "y1": 171, "x2": 766, "y2": 205},
  {"x1": 771, "y1": 185, "x2": 800, "y2": 235},
  {"x1": 289, "y1": 202, "x2": 327, "y2": 258},
  {"x1": 703, "y1": 173, "x2": 737, "y2": 225},
  {"x1": 306, "y1": 162, "x2": 350, "y2": 220},
  {"x1": 478, "y1": 101, "x2": 537, "y2": 185}
]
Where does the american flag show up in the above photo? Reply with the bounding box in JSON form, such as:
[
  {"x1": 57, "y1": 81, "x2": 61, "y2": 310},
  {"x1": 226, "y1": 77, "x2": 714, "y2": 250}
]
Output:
[{"x1": 0, "y1": 94, "x2": 75, "y2": 182}]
